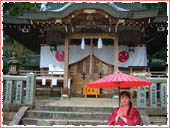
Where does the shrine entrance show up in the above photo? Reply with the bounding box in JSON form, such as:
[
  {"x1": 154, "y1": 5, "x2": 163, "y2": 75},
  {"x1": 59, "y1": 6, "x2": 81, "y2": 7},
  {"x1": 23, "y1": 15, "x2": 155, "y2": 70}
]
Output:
[{"x1": 69, "y1": 38, "x2": 115, "y2": 95}]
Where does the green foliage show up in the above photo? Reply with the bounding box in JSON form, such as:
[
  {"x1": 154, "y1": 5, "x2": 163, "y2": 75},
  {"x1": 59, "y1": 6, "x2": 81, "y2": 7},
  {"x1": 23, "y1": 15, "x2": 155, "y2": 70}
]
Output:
[
  {"x1": 142, "y1": 2, "x2": 167, "y2": 15},
  {"x1": 3, "y1": 2, "x2": 40, "y2": 74},
  {"x1": 142, "y1": 2, "x2": 167, "y2": 9},
  {"x1": 152, "y1": 46, "x2": 167, "y2": 61},
  {"x1": 3, "y1": 2, "x2": 40, "y2": 16},
  {"x1": 3, "y1": 38, "x2": 38, "y2": 74}
]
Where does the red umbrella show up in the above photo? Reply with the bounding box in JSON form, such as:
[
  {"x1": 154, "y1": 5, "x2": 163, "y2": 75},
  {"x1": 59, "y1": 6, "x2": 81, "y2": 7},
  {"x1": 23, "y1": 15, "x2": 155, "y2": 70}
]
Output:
[{"x1": 87, "y1": 72, "x2": 152, "y2": 107}]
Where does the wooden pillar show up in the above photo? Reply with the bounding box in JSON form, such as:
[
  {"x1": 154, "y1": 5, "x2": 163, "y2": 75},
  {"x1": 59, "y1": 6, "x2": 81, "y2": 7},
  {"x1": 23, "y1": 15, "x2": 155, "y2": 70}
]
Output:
[
  {"x1": 63, "y1": 35, "x2": 69, "y2": 96},
  {"x1": 113, "y1": 34, "x2": 119, "y2": 98},
  {"x1": 89, "y1": 38, "x2": 93, "y2": 82},
  {"x1": 114, "y1": 34, "x2": 119, "y2": 72},
  {"x1": 130, "y1": 67, "x2": 133, "y2": 74}
]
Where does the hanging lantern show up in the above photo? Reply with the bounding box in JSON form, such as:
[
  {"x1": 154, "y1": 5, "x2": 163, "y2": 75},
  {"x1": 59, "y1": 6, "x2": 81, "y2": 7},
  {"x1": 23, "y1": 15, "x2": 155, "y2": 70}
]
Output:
[
  {"x1": 81, "y1": 38, "x2": 85, "y2": 49},
  {"x1": 97, "y1": 37, "x2": 103, "y2": 49}
]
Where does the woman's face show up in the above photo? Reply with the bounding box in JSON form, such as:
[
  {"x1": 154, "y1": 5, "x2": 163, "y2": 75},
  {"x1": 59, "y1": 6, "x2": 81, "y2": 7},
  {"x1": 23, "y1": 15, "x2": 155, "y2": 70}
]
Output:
[{"x1": 120, "y1": 94, "x2": 130, "y2": 107}]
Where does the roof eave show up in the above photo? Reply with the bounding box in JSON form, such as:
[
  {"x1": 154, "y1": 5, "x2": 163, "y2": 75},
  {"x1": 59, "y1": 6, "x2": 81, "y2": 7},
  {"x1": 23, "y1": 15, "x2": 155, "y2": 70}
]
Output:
[
  {"x1": 132, "y1": 9, "x2": 159, "y2": 19},
  {"x1": 3, "y1": 16, "x2": 30, "y2": 24}
]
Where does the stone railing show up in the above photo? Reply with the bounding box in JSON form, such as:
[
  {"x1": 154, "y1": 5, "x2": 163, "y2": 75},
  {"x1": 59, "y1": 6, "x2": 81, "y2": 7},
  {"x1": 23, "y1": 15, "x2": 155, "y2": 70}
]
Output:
[
  {"x1": 137, "y1": 76, "x2": 167, "y2": 108},
  {"x1": 3, "y1": 73, "x2": 35, "y2": 105}
]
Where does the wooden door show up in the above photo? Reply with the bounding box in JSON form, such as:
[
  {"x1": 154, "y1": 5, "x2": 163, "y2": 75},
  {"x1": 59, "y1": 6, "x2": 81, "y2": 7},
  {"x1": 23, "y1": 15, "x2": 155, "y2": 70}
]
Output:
[
  {"x1": 69, "y1": 55, "x2": 113, "y2": 95},
  {"x1": 69, "y1": 56, "x2": 90, "y2": 94},
  {"x1": 93, "y1": 56, "x2": 113, "y2": 95}
]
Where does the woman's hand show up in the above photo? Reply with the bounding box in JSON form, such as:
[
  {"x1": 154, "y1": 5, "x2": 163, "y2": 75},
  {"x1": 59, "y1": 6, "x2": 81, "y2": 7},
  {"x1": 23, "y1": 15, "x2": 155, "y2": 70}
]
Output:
[
  {"x1": 115, "y1": 109, "x2": 122, "y2": 124},
  {"x1": 117, "y1": 109, "x2": 123, "y2": 118},
  {"x1": 117, "y1": 109, "x2": 128, "y2": 124}
]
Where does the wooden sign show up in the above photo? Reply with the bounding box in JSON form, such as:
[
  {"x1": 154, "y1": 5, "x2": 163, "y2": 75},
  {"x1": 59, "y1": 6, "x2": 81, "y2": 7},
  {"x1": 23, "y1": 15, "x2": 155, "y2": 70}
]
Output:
[{"x1": 84, "y1": 9, "x2": 96, "y2": 14}]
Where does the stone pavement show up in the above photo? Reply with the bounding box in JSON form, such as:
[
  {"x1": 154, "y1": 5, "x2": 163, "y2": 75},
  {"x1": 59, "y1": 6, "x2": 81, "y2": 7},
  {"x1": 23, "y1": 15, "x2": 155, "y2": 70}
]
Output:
[{"x1": 34, "y1": 96, "x2": 137, "y2": 107}]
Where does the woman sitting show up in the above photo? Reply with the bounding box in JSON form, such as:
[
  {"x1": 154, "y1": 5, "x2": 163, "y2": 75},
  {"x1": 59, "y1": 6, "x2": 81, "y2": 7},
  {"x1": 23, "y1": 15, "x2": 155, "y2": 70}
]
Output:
[{"x1": 108, "y1": 91, "x2": 141, "y2": 126}]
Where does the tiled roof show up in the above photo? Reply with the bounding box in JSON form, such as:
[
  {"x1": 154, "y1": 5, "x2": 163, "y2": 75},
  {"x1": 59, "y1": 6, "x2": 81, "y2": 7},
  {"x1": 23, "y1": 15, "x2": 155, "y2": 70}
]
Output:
[{"x1": 41, "y1": 2, "x2": 147, "y2": 12}]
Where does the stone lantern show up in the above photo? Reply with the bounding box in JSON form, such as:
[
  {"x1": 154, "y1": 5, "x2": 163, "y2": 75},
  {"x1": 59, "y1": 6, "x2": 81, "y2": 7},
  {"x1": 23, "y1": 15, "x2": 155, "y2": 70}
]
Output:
[{"x1": 7, "y1": 51, "x2": 20, "y2": 75}]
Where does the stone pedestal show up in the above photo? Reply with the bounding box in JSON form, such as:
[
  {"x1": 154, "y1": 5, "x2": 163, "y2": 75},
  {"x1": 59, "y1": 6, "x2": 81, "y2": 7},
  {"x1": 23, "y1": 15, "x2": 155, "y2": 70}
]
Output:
[
  {"x1": 112, "y1": 88, "x2": 119, "y2": 98},
  {"x1": 8, "y1": 51, "x2": 20, "y2": 75},
  {"x1": 61, "y1": 94, "x2": 69, "y2": 100}
]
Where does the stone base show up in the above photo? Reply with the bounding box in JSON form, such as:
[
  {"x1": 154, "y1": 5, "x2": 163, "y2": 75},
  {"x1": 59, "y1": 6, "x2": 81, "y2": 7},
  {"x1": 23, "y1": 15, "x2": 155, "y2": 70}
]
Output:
[
  {"x1": 112, "y1": 95, "x2": 119, "y2": 98},
  {"x1": 61, "y1": 94, "x2": 69, "y2": 99},
  {"x1": 8, "y1": 71, "x2": 19, "y2": 75}
]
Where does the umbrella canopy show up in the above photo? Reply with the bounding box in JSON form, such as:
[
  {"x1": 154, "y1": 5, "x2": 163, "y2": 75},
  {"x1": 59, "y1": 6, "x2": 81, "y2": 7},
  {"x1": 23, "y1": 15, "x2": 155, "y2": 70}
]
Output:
[
  {"x1": 87, "y1": 72, "x2": 152, "y2": 88},
  {"x1": 87, "y1": 72, "x2": 152, "y2": 107}
]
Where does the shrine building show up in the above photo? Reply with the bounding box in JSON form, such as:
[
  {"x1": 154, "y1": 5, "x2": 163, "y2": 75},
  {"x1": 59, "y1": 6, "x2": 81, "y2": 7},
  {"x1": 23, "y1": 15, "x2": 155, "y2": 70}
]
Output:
[{"x1": 3, "y1": 2, "x2": 168, "y2": 97}]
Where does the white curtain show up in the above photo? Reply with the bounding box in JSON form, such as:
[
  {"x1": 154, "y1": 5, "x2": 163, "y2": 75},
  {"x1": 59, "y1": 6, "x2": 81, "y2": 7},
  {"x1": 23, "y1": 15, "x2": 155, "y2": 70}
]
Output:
[
  {"x1": 93, "y1": 45, "x2": 147, "y2": 67},
  {"x1": 40, "y1": 45, "x2": 147, "y2": 69},
  {"x1": 69, "y1": 45, "x2": 90, "y2": 64},
  {"x1": 40, "y1": 46, "x2": 64, "y2": 69},
  {"x1": 40, "y1": 45, "x2": 90, "y2": 68}
]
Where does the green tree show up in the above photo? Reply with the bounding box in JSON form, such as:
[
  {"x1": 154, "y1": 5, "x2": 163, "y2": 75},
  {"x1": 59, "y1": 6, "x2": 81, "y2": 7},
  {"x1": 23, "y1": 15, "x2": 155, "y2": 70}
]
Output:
[
  {"x1": 142, "y1": 2, "x2": 167, "y2": 15},
  {"x1": 3, "y1": 2, "x2": 40, "y2": 74},
  {"x1": 3, "y1": 2, "x2": 40, "y2": 16}
]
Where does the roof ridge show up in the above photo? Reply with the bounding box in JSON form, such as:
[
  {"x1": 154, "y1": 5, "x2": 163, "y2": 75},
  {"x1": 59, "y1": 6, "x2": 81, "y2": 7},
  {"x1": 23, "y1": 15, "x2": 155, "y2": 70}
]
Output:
[{"x1": 107, "y1": 3, "x2": 129, "y2": 12}]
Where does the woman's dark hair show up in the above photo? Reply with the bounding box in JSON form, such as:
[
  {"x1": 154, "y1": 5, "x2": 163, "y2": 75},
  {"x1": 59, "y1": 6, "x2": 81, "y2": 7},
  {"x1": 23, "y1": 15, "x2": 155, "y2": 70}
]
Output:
[{"x1": 120, "y1": 91, "x2": 133, "y2": 116}]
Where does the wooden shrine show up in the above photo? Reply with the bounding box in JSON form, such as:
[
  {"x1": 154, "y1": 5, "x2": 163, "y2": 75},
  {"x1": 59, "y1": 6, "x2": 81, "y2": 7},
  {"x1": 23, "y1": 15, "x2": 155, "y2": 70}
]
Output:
[{"x1": 3, "y1": 3, "x2": 167, "y2": 96}]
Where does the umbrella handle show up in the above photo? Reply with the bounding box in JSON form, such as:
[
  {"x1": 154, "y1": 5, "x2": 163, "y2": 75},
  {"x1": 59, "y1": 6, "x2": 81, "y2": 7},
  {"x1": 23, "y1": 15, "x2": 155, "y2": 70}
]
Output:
[{"x1": 118, "y1": 86, "x2": 120, "y2": 108}]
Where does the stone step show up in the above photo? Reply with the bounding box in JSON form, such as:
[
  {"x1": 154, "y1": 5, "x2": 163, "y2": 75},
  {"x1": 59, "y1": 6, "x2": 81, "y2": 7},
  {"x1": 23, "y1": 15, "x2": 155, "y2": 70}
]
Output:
[
  {"x1": 21, "y1": 105, "x2": 167, "y2": 126},
  {"x1": 33, "y1": 105, "x2": 167, "y2": 115},
  {"x1": 149, "y1": 116, "x2": 167, "y2": 123},
  {"x1": 24, "y1": 110, "x2": 111, "y2": 120},
  {"x1": 138, "y1": 108, "x2": 167, "y2": 116},
  {"x1": 152, "y1": 122, "x2": 167, "y2": 125},
  {"x1": 2, "y1": 120, "x2": 11, "y2": 125},
  {"x1": 33, "y1": 105, "x2": 114, "y2": 113},
  {"x1": 21, "y1": 118, "x2": 108, "y2": 126}
]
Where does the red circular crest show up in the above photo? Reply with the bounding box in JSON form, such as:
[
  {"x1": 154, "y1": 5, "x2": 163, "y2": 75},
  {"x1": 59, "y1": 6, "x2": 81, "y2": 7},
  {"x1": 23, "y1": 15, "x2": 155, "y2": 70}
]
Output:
[
  {"x1": 56, "y1": 51, "x2": 64, "y2": 62},
  {"x1": 118, "y1": 51, "x2": 129, "y2": 62}
]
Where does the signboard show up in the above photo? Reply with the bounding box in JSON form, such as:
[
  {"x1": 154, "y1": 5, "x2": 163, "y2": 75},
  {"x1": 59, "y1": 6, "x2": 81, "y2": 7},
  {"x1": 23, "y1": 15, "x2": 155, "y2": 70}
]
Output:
[
  {"x1": 5, "y1": 80, "x2": 13, "y2": 104},
  {"x1": 15, "y1": 81, "x2": 23, "y2": 104},
  {"x1": 137, "y1": 86, "x2": 146, "y2": 108},
  {"x1": 149, "y1": 83, "x2": 157, "y2": 107},
  {"x1": 160, "y1": 83, "x2": 167, "y2": 107},
  {"x1": 26, "y1": 73, "x2": 35, "y2": 105}
]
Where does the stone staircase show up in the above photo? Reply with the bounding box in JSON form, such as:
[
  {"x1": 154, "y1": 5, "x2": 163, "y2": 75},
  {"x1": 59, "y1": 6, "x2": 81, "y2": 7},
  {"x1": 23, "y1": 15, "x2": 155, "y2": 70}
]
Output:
[
  {"x1": 20, "y1": 105, "x2": 167, "y2": 126},
  {"x1": 20, "y1": 106, "x2": 112, "y2": 126}
]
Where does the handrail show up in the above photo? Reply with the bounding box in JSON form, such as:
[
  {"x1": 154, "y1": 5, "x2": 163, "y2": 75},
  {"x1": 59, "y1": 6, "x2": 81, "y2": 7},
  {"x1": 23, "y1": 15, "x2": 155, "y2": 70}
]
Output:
[
  {"x1": 9, "y1": 106, "x2": 29, "y2": 126},
  {"x1": 3, "y1": 73, "x2": 35, "y2": 105},
  {"x1": 19, "y1": 70, "x2": 167, "y2": 78},
  {"x1": 19, "y1": 70, "x2": 64, "y2": 77}
]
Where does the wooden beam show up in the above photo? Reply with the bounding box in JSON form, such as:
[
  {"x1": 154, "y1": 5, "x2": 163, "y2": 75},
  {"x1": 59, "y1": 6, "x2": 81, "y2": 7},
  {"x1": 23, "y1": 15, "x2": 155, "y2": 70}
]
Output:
[
  {"x1": 69, "y1": 33, "x2": 116, "y2": 39},
  {"x1": 63, "y1": 35, "x2": 69, "y2": 95}
]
